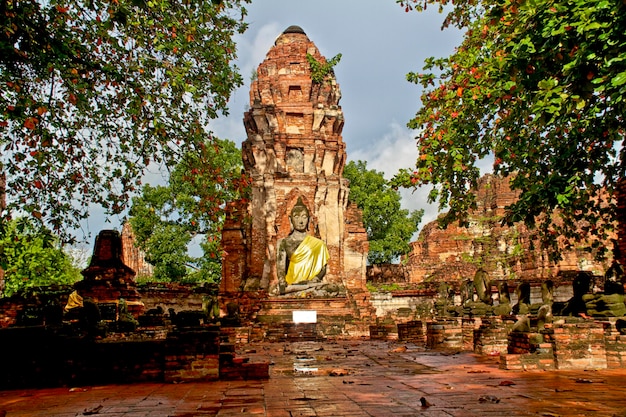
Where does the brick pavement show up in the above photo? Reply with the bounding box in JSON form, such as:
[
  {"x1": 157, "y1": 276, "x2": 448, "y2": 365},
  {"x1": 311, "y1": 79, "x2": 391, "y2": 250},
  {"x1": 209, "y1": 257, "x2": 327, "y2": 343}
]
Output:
[{"x1": 1, "y1": 340, "x2": 626, "y2": 416}]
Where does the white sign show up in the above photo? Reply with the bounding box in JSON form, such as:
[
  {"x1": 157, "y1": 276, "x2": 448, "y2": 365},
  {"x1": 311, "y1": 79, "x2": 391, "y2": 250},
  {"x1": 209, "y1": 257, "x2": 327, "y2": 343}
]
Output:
[{"x1": 292, "y1": 310, "x2": 317, "y2": 323}]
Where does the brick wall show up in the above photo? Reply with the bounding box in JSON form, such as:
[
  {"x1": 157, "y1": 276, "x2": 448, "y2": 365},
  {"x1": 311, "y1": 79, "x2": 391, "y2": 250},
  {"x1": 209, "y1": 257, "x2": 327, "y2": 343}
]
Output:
[
  {"x1": 0, "y1": 324, "x2": 269, "y2": 389},
  {"x1": 500, "y1": 320, "x2": 621, "y2": 370}
]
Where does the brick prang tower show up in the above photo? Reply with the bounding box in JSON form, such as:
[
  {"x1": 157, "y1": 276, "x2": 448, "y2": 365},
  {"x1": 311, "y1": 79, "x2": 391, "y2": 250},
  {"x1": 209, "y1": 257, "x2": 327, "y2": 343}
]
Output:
[{"x1": 220, "y1": 26, "x2": 371, "y2": 326}]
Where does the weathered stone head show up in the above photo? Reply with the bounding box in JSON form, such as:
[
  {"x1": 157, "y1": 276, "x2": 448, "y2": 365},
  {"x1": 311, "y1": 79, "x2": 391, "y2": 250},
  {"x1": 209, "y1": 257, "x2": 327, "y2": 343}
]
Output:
[{"x1": 289, "y1": 197, "x2": 310, "y2": 233}]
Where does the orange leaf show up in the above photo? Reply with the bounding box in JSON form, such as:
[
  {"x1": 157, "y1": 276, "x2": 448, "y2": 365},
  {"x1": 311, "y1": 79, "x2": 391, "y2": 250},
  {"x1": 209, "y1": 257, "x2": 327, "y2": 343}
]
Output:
[{"x1": 24, "y1": 117, "x2": 38, "y2": 130}]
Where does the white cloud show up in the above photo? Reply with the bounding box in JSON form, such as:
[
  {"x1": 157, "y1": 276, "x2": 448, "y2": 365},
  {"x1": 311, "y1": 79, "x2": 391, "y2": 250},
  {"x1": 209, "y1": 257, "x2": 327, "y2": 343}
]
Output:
[
  {"x1": 349, "y1": 121, "x2": 417, "y2": 178},
  {"x1": 347, "y1": 121, "x2": 440, "y2": 228},
  {"x1": 243, "y1": 23, "x2": 281, "y2": 76}
]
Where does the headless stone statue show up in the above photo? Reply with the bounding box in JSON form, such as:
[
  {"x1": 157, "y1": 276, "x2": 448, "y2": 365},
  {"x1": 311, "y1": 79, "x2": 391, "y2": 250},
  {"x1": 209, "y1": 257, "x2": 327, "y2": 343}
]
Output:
[
  {"x1": 493, "y1": 281, "x2": 512, "y2": 315},
  {"x1": 499, "y1": 281, "x2": 511, "y2": 305},
  {"x1": 604, "y1": 262, "x2": 625, "y2": 295},
  {"x1": 512, "y1": 282, "x2": 531, "y2": 314},
  {"x1": 561, "y1": 272, "x2": 591, "y2": 316},
  {"x1": 464, "y1": 269, "x2": 494, "y2": 316},
  {"x1": 460, "y1": 279, "x2": 474, "y2": 306},
  {"x1": 275, "y1": 198, "x2": 331, "y2": 296},
  {"x1": 582, "y1": 266, "x2": 626, "y2": 317},
  {"x1": 474, "y1": 269, "x2": 492, "y2": 305},
  {"x1": 434, "y1": 282, "x2": 455, "y2": 316},
  {"x1": 541, "y1": 280, "x2": 555, "y2": 304},
  {"x1": 117, "y1": 298, "x2": 138, "y2": 332},
  {"x1": 536, "y1": 280, "x2": 554, "y2": 329}
]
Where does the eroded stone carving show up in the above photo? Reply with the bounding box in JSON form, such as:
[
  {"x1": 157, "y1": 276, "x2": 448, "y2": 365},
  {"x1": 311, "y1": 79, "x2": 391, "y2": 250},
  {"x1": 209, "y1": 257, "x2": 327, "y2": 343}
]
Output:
[
  {"x1": 512, "y1": 282, "x2": 531, "y2": 315},
  {"x1": 464, "y1": 269, "x2": 494, "y2": 316},
  {"x1": 274, "y1": 198, "x2": 343, "y2": 298},
  {"x1": 286, "y1": 148, "x2": 304, "y2": 172},
  {"x1": 493, "y1": 281, "x2": 512, "y2": 315}
]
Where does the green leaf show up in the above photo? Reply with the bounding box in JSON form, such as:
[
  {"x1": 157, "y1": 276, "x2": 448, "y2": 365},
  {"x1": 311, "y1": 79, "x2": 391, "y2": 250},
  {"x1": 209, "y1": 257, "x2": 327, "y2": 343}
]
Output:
[
  {"x1": 399, "y1": 0, "x2": 623, "y2": 262},
  {"x1": 611, "y1": 71, "x2": 626, "y2": 87},
  {"x1": 1, "y1": 0, "x2": 250, "y2": 242}
]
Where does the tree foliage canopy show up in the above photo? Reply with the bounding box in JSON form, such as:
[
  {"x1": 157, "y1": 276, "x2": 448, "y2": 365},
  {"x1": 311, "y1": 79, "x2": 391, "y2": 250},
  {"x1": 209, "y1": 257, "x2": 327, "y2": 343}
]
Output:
[
  {"x1": 128, "y1": 137, "x2": 245, "y2": 282},
  {"x1": 394, "y1": 0, "x2": 626, "y2": 261},
  {"x1": 0, "y1": 217, "x2": 81, "y2": 297},
  {"x1": 344, "y1": 160, "x2": 423, "y2": 264},
  {"x1": 1, "y1": 0, "x2": 249, "y2": 239}
]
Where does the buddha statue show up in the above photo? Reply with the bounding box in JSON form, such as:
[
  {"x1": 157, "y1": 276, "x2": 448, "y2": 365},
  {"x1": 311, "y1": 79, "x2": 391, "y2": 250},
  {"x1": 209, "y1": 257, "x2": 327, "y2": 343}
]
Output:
[{"x1": 275, "y1": 198, "x2": 330, "y2": 296}]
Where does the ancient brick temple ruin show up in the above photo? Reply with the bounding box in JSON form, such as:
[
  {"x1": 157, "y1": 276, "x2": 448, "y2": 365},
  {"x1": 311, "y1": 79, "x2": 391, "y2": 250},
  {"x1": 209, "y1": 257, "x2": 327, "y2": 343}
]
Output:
[
  {"x1": 219, "y1": 26, "x2": 373, "y2": 336},
  {"x1": 75, "y1": 229, "x2": 145, "y2": 318},
  {"x1": 403, "y1": 174, "x2": 614, "y2": 285},
  {"x1": 6, "y1": 25, "x2": 626, "y2": 393}
]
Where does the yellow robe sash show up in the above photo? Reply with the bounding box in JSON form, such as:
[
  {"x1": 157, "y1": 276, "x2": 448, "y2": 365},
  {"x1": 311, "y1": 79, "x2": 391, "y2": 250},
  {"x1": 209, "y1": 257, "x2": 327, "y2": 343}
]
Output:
[
  {"x1": 64, "y1": 290, "x2": 83, "y2": 312},
  {"x1": 285, "y1": 235, "x2": 330, "y2": 285}
]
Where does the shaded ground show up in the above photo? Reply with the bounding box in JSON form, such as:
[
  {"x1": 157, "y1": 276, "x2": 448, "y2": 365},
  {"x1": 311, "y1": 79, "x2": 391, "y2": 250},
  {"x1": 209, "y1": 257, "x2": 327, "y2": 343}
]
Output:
[{"x1": 1, "y1": 339, "x2": 626, "y2": 416}]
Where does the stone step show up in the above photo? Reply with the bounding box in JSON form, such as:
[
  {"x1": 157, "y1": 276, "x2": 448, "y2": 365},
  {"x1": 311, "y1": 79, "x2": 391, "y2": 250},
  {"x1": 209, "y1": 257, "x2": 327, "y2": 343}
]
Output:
[
  {"x1": 264, "y1": 323, "x2": 318, "y2": 342},
  {"x1": 258, "y1": 305, "x2": 356, "y2": 316},
  {"x1": 257, "y1": 297, "x2": 358, "y2": 318},
  {"x1": 259, "y1": 297, "x2": 351, "y2": 308}
]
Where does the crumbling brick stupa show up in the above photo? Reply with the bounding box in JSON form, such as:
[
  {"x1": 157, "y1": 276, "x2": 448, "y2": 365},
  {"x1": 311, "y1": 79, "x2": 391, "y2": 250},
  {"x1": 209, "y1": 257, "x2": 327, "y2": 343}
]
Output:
[
  {"x1": 219, "y1": 26, "x2": 373, "y2": 336},
  {"x1": 403, "y1": 174, "x2": 615, "y2": 286}
]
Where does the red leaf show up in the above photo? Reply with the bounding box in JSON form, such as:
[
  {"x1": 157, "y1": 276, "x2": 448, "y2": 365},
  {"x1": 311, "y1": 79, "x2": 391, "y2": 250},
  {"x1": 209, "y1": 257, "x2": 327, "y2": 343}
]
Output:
[{"x1": 24, "y1": 117, "x2": 38, "y2": 130}]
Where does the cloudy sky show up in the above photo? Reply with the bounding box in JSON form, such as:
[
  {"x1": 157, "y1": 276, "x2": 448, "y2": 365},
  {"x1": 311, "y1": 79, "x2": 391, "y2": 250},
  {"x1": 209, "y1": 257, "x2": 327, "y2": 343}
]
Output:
[{"x1": 80, "y1": 0, "x2": 463, "y2": 244}]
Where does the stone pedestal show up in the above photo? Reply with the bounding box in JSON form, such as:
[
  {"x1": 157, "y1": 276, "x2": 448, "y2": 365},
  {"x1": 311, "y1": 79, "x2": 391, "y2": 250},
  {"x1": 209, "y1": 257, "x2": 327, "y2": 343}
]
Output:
[
  {"x1": 473, "y1": 317, "x2": 514, "y2": 355},
  {"x1": 397, "y1": 320, "x2": 426, "y2": 344},
  {"x1": 550, "y1": 321, "x2": 608, "y2": 369},
  {"x1": 257, "y1": 296, "x2": 371, "y2": 340},
  {"x1": 426, "y1": 319, "x2": 463, "y2": 349},
  {"x1": 500, "y1": 331, "x2": 556, "y2": 371}
]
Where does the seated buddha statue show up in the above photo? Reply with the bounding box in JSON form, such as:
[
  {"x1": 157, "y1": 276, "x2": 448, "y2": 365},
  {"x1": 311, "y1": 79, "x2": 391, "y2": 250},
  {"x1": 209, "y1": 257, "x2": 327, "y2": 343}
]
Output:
[{"x1": 276, "y1": 198, "x2": 330, "y2": 296}]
